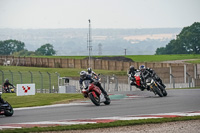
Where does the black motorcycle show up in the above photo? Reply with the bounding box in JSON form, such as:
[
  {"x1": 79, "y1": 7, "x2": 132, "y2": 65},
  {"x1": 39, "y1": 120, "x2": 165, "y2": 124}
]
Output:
[
  {"x1": 146, "y1": 76, "x2": 167, "y2": 97},
  {"x1": 0, "y1": 93, "x2": 14, "y2": 117}
]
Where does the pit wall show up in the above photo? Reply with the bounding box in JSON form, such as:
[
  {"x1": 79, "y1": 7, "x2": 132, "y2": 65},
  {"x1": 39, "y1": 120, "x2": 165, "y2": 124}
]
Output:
[{"x1": 0, "y1": 56, "x2": 199, "y2": 85}]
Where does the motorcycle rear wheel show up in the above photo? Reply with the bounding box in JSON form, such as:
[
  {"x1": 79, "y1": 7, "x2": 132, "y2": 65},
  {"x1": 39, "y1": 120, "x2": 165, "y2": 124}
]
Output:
[{"x1": 89, "y1": 93, "x2": 100, "y2": 106}]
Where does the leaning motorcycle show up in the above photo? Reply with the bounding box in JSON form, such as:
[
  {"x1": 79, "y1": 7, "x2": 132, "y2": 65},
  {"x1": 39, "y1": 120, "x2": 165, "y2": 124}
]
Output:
[
  {"x1": 146, "y1": 76, "x2": 167, "y2": 97},
  {"x1": 81, "y1": 80, "x2": 111, "y2": 106},
  {"x1": 0, "y1": 92, "x2": 14, "y2": 116},
  {"x1": 133, "y1": 71, "x2": 167, "y2": 97}
]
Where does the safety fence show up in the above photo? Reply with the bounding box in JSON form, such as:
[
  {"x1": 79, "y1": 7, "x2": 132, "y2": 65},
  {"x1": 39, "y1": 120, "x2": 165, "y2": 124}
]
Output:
[
  {"x1": 0, "y1": 70, "x2": 60, "y2": 93},
  {"x1": 0, "y1": 70, "x2": 198, "y2": 94}
]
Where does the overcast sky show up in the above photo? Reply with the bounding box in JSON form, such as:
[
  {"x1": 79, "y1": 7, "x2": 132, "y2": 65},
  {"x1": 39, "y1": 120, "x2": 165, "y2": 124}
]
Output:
[{"x1": 0, "y1": 0, "x2": 199, "y2": 29}]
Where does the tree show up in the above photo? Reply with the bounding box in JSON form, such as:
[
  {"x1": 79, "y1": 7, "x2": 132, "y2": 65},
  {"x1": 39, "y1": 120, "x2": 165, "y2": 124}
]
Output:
[
  {"x1": 155, "y1": 22, "x2": 200, "y2": 54},
  {"x1": 35, "y1": 43, "x2": 56, "y2": 56},
  {"x1": 12, "y1": 49, "x2": 36, "y2": 56},
  {"x1": 0, "y1": 39, "x2": 25, "y2": 55}
]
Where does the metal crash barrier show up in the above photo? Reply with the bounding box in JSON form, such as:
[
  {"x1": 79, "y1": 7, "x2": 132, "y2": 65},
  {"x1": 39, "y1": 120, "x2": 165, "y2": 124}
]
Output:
[{"x1": 58, "y1": 77, "x2": 76, "y2": 93}]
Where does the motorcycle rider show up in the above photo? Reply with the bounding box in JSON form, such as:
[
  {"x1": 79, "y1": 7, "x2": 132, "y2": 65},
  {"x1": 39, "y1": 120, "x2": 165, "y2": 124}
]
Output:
[
  {"x1": 3, "y1": 79, "x2": 14, "y2": 92},
  {"x1": 139, "y1": 65, "x2": 166, "y2": 90},
  {"x1": 79, "y1": 71, "x2": 109, "y2": 99},
  {"x1": 87, "y1": 68, "x2": 96, "y2": 76},
  {"x1": 128, "y1": 66, "x2": 137, "y2": 86}
]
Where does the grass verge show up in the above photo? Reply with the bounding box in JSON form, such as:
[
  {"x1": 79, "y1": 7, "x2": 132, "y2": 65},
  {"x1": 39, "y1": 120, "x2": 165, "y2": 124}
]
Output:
[
  {"x1": 1, "y1": 115, "x2": 200, "y2": 133},
  {"x1": 1, "y1": 93, "x2": 84, "y2": 108},
  {"x1": 186, "y1": 59, "x2": 200, "y2": 64}
]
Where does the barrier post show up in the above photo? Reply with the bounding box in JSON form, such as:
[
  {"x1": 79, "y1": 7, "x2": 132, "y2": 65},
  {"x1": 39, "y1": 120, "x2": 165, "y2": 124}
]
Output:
[
  {"x1": 47, "y1": 72, "x2": 51, "y2": 93},
  {"x1": 39, "y1": 71, "x2": 43, "y2": 93}
]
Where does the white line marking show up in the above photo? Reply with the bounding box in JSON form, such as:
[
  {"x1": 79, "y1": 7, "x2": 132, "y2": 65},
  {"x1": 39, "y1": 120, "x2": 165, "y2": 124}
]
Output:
[
  {"x1": 14, "y1": 103, "x2": 90, "y2": 111},
  {"x1": 18, "y1": 121, "x2": 96, "y2": 125},
  {"x1": 0, "y1": 126, "x2": 21, "y2": 130}
]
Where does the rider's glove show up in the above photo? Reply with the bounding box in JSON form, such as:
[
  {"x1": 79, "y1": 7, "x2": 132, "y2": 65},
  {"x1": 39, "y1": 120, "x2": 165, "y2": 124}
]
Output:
[{"x1": 130, "y1": 77, "x2": 135, "y2": 81}]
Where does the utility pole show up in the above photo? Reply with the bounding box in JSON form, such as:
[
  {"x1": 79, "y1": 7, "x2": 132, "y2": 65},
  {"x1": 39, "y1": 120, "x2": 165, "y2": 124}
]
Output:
[
  {"x1": 88, "y1": 19, "x2": 92, "y2": 67},
  {"x1": 98, "y1": 43, "x2": 102, "y2": 55}
]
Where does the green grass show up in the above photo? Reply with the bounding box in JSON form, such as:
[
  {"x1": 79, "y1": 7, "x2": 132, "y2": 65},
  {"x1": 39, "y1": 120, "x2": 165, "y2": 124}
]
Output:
[
  {"x1": 1, "y1": 93, "x2": 83, "y2": 108},
  {"x1": 29, "y1": 55, "x2": 87, "y2": 59},
  {"x1": 186, "y1": 59, "x2": 200, "y2": 64},
  {"x1": 24, "y1": 54, "x2": 200, "y2": 62},
  {"x1": 125, "y1": 54, "x2": 200, "y2": 62},
  {"x1": 1, "y1": 115, "x2": 200, "y2": 133}
]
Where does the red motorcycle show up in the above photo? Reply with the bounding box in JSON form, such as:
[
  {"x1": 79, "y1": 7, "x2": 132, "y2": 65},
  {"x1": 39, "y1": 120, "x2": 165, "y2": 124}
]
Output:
[
  {"x1": 134, "y1": 71, "x2": 142, "y2": 88},
  {"x1": 81, "y1": 80, "x2": 111, "y2": 106}
]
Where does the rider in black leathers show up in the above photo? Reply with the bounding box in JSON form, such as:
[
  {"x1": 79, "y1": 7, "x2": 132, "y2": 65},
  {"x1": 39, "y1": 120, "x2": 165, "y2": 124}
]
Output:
[
  {"x1": 128, "y1": 66, "x2": 137, "y2": 86},
  {"x1": 139, "y1": 65, "x2": 166, "y2": 90},
  {"x1": 79, "y1": 71, "x2": 109, "y2": 99},
  {"x1": 3, "y1": 79, "x2": 14, "y2": 92}
]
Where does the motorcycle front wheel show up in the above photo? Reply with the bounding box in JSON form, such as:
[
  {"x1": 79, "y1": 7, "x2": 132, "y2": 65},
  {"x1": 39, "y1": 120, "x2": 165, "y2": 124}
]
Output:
[
  {"x1": 4, "y1": 103, "x2": 14, "y2": 116},
  {"x1": 157, "y1": 83, "x2": 167, "y2": 97},
  {"x1": 89, "y1": 93, "x2": 100, "y2": 106},
  {"x1": 162, "y1": 89, "x2": 167, "y2": 96},
  {"x1": 153, "y1": 85, "x2": 163, "y2": 97}
]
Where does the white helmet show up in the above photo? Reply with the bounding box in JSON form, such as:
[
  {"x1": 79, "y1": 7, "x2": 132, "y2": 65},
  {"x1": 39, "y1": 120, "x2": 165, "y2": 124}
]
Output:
[{"x1": 80, "y1": 71, "x2": 87, "y2": 79}]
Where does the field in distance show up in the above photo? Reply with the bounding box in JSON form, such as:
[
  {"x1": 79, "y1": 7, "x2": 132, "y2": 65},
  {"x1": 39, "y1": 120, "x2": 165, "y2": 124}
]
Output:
[{"x1": 30, "y1": 54, "x2": 200, "y2": 62}]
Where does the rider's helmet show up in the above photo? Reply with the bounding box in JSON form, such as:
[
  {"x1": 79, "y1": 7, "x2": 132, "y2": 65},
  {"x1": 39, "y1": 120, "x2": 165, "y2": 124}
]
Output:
[
  {"x1": 139, "y1": 65, "x2": 146, "y2": 72},
  {"x1": 87, "y1": 68, "x2": 92, "y2": 74},
  {"x1": 5, "y1": 79, "x2": 9, "y2": 83},
  {"x1": 80, "y1": 71, "x2": 87, "y2": 79},
  {"x1": 129, "y1": 66, "x2": 135, "y2": 72}
]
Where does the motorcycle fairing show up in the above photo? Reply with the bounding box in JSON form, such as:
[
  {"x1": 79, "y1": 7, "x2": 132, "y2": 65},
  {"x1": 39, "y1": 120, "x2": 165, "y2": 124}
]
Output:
[{"x1": 89, "y1": 83, "x2": 101, "y2": 98}]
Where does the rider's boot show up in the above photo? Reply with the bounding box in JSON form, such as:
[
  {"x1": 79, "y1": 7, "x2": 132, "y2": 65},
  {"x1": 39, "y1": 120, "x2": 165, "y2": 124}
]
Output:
[
  {"x1": 97, "y1": 83, "x2": 109, "y2": 100},
  {"x1": 140, "y1": 87, "x2": 145, "y2": 91},
  {"x1": 102, "y1": 91, "x2": 109, "y2": 100}
]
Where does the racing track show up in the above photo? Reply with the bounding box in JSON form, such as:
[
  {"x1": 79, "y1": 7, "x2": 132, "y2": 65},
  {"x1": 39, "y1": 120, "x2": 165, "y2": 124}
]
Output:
[{"x1": 0, "y1": 89, "x2": 200, "y2": 128}]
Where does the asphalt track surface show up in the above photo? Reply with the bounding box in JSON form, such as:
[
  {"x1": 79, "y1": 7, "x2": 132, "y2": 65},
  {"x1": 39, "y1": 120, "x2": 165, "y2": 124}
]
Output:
[{"x1": 0, "y1": 89, "x2": 200, "y2": 125}]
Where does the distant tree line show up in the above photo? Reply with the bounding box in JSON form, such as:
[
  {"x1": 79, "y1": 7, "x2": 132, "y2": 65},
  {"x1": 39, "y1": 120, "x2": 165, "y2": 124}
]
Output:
[
  {"x1": 0, "y1": 39, "x2": 56, "y2": 56},
  {"x1": 155, "y1": 22, "x2": 200, "y2": 54}
]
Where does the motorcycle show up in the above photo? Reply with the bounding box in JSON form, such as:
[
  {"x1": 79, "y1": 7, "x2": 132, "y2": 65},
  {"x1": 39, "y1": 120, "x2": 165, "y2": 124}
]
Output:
[
  {"x1": 3, "y1": 86, "x2": 15, "y2": 93},
  {"x1": 145, "y1": 76, "x2": 167, "y2": 97},
  {"x1": 81, "y1": 79, "x2": 111, "y2": 106},
  {"x1": 133, "y1": 71, "x2": 167, "y2": 97},
  {"x1": 0, "y1": 92, "x2": 14, "y2": 116}
]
